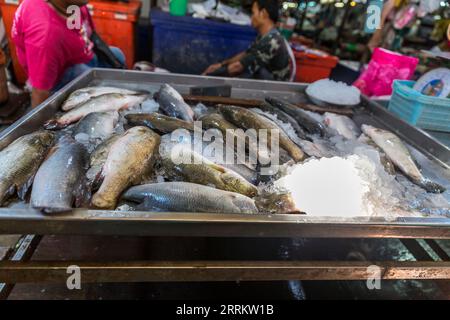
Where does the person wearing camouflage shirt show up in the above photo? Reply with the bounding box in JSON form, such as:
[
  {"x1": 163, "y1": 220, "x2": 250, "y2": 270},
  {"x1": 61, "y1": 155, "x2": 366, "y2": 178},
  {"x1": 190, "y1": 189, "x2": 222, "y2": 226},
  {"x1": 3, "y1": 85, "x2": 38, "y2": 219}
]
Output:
[{"x1": 203, "y1": 0, "x2": 292, "y2": 82}]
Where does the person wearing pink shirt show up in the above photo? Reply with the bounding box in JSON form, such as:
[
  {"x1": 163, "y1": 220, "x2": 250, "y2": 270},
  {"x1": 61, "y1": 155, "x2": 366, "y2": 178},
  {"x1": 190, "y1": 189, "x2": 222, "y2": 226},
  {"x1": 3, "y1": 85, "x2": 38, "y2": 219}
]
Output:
[{"x1": 12, "y1": 0, "x2": 125, "y2": 107}]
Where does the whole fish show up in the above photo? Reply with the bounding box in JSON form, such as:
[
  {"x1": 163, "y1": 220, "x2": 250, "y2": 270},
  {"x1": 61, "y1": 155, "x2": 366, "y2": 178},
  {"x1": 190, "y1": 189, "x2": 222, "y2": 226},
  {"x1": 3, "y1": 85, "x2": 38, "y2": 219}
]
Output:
[
  {"x1": 122, "y1": 182, "x2": 258, "y2": 214},
  {"x1": 219, "y1": 105, "x2": 306, "y2": 162},
  {"x1": 86, "y1": 134, "x2": 121, "y2": 189},
  {"x1": 0, "y1": 131, "x2": 55, "y2": 206},
  {"x1": 160, "y1": 140, "x2": 258, "y2": 197},
  {"x1": 169, "y1": 132, "x2": 259, "y2": 184},
  {"x1": 258, "y1": 102, "x2": 308, "y2": 140},
  {"x1": 358, "y1": 134, "x2": 396, "y2": 175},
  {"x1": 265, "y1": 97, "x2": 327, "y2": 136},
  {"x1": 362, "y1": 125, "x2": 446, "y2": 193},
  {"x1": 62, "y1": 86, "x2": 140, "y2": 111},
  {"x1": 91, "y1": 126, "x2": 161, "y2": 209},
  {"x1": 125, "y1": 113, "x2": 194, "y2": 134},
  {"x1": 323, "y1": 112, "x2": 360, "y2": 140},
  {"x1": 45, "y1": 93, "x2": 148, "y2": 129},
  {"x1": 30, "y1": 136, "x2": 88, "y2": 213},
  {"x1": 200, "y1": 112, "x2": 270, "y2": 165},
  {"x1": 73, "y1": 111, "x2": 119, "y2": 140},
  {"x1": 154, "y1": 84, "x2": 194, "y2": 122}
]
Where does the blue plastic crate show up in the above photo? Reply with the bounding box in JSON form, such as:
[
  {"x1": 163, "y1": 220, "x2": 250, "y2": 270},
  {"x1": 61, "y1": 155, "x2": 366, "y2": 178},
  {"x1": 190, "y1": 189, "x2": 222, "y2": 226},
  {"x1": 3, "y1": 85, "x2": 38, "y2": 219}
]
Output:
[
  {"x1": 388, "y1": 80, "x2": 450, "y2": 132},
  {"x1": 150, "y1": 9, "x2": 256, "y2": 75}
]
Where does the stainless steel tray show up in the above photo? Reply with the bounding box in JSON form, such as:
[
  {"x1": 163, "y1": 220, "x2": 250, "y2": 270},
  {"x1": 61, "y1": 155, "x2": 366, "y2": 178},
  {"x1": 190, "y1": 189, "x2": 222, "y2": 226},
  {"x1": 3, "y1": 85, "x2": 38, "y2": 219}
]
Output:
[{"x1": 0, "y1": 69, "x2": 449, "y2": 239}]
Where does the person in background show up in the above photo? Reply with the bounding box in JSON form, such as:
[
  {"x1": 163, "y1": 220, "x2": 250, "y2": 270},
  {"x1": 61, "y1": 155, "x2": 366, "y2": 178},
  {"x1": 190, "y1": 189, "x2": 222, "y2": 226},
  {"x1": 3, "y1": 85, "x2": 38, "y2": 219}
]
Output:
[
  {"x1": 12, "y1": 0, "x2": 125, "y2": 107},
  {"x1": 202, "y1": 0, "x2": 293, "y2": 81}
]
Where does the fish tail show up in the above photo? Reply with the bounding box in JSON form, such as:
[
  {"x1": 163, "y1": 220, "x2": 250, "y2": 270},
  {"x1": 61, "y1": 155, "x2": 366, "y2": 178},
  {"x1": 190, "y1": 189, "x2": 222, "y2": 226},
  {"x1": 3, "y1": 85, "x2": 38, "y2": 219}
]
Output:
[
  {"x1": 43, "y1": 119, "x2": 66, "y2": 130},
  {"x1": 419, "y1": 179, "x2": 446, "y2": 194}
]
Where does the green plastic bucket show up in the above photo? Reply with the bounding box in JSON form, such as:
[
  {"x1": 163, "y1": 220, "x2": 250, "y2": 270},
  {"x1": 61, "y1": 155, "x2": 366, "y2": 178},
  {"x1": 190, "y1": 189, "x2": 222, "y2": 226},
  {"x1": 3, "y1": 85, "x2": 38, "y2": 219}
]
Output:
[{"x1": 169, "y1": 0, "x2": 188, "y2": 16}]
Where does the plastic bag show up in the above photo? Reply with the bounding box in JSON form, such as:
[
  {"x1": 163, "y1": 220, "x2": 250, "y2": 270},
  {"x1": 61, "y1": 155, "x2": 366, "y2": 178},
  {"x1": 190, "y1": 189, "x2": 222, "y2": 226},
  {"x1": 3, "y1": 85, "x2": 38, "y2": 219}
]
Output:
[{"x1": 353, "y1": 48, "x2": 419, "y2": 97}]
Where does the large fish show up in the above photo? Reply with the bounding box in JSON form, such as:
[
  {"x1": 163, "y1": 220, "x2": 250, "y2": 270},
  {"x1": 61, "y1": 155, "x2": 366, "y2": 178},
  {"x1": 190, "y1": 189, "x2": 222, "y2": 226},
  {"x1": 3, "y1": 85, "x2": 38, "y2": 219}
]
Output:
[
  {"x1": 323, "y1": 112, "x2": 360, "y2": 140},
  {"x1": 219, "y1": 105, "x2": 306, "y2": 162},
  {"x1": 125, "y1": 113, "x2": 194, "y2": 134},
  {"x1": 73, "y1": 111, "x2": 119, "y2": 140},
  {"x1": 30, "y1": 136, "x2": 88, "y2": 213},
  {"x1": 0, "y1": 131, "x2": 55, "y2": 206},
  {"x1": 362, "y1": 125, "x2": 446, "y2": 193},
  {"x1": 45, "y1": 93, "x2": 148, "y2": 129},
  {"x1": 86, "y1": 134, "x2": 121, "y2": 189},
  {"x1": 91, "y1": 126, "x2": 161, "y2": 209},
  {"x1": 154, "y1": 84, "x2": 194, "y2": 122},
  {"x1": 160, "y1": 139, "x2": 258, "y2": 197},
  {"x1": 358, "y1": 134, "x2": 396, "y2": 175},
  {"x1": 62, "y1": 86, "x2": 140, "y2": 111},
  {"x1": 200, "y1": 112, "x2": 270, "y2": 165},
  {"x1": 163, "y1": 132, "x2": 259, "y2": 184},
  {"x1": 265, "y1": 97, "x2": 327, "y2": 136},
  {"x1": 258, "y1": 102, "x2": 308, "y2": 140},
  {"x1": 122, "y1": 182, "x2": 258, "y2": 214}
]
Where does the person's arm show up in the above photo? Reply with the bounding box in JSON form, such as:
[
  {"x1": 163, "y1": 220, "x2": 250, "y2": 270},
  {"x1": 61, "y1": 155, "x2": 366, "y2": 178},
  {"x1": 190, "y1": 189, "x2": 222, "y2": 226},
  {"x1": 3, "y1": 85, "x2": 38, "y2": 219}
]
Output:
[
  {"x1": 202, "y1": 51, "x2": 246, "y2": 75},
  {"x1": 31, "y1": 88, "x2": 51, "y2": 108}
]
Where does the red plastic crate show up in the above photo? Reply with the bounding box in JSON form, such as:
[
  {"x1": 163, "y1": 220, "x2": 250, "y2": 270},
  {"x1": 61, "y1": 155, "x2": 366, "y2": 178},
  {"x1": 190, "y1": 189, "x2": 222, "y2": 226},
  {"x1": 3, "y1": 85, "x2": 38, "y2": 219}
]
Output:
[
  {"x1": 88, "y1": 0, "x2": 141, "y2": 69},
  {"x1": 294, "y1": 51, "x2": 339, "y2": 83}
]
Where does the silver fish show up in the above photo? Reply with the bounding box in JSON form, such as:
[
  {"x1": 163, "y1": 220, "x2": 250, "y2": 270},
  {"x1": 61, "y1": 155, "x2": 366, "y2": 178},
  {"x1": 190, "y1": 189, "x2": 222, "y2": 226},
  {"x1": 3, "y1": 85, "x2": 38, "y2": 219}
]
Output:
[
  {"x1": 86, "y1": 134, "x2": 121, "y2": 189},
  {"x1": 62, "y1": 86, "x2": 140, "y2": 111},
  {"x1": 362, "y1": 125, "x2": 445, "y2": 194},
  {"x1": 0, "y1": 131, "x2": 55, "y2": 206},
  {"x1": 45, "y1": 93, "x2": 148, "y2": 129},
  {"x1": 258, "y1": 102, "x2": 308, "y2": 140},
  {"x1": 73, "y1": 111, "x2": 119, "y2": 140},
  {"x1": 122, "y1": 182, "x2": 258, "y2": 214},
  {"x1": 265, "y1": 97, "x2": 327, "y2": 136},
  {"x1": 30, "y1": 136, "x2": 88, "y2": 213},
  {"x1": 154, "y1": 84, "x2": 194, "y2": 122},
  {"x1": 323, "y1": 112, "x2": 360, "y2": 140}
]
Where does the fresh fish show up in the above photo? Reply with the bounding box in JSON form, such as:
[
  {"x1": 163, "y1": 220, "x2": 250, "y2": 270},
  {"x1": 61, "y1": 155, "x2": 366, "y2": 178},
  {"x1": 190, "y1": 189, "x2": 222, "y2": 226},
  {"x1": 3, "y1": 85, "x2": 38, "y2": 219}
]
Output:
[
  {"x1": 200, "y1": 112, "x2": 270, "y2": 165},
  {"x1": 160, "y1": 139, "x2": 258, "y2": 197},
  {"x1": 154, "y1": 84, "x2": 194, "y2": 122},
  {"x1": 358, "y1": 134, "x2": 396, "y2": 175},
  {"x1": 73, "y1": 111, "x2": 119, "y2": 140},
  {"x1": 45, "y1": 93, "x2": 148, "y2": 129},
  {"x1": 265, "y1": 97, "x2": 327, "y2": 136},
  {"x1": 258, "y1": 102, "x2": 308, "y2": 140},
  {"x1": 123, "y1": 182, "x2": 258, "y2": 214},
  {"x1": 255, "y1": 192, "x2": 301, "y2": 214},
  {"x1": 166, "y1": 131, "x2": 259, "y2": 184},
  {"x1": 219, "y1": 105, "x2": 306, "y2": 162},
  {"x1": 362, "y1": 125, "x2": 446, "y2": 193},
  {"x1": 86, "y1": 134, "x2": 121, "y2": 189},
  {"x1": 30, "y1": 136, "x2": 88, "y2": 213},
  {"x1": 62, "y1": 86, "x2": 140, "y2": 111},
  {"x1": 125, "y1": 113, "x2": 194, "y2": 134},
  {"x1": 0, "y1": 131, "x2": 55, "y2": 205},
  {"x1": 91, "y1": 126, "x2": 161, "y2": 209},
  {"x1": 323, "y1": 112, "x2": 360, "y2": 140}
]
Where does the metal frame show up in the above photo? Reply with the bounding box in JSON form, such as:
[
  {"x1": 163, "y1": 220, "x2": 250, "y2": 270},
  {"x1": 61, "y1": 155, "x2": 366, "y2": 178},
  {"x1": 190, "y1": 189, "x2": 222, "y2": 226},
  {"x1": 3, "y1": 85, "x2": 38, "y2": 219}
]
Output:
[{"x1": 0, "y1": 70, "x2": 449, "y2": 291}]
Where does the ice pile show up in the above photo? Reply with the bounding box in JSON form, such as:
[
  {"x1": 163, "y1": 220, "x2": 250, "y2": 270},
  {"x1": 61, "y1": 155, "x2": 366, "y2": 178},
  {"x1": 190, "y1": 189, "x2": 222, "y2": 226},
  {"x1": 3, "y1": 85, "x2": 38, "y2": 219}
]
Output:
[
  {"x1": 306, "y1": 79, "x2": 361, "y2": 106},
  {"x1": 275, "y1": 156, "x2": 370, "y2": 217}
]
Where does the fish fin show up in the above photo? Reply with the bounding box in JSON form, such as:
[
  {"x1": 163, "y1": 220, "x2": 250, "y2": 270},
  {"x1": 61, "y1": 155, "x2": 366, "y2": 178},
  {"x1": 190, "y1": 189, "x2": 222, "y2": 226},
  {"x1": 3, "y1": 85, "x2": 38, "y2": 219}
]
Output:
[
  {"x1": 207, "y1": 163, "x2": 226, "y2": 173},
  {"x1": 44, "y1": 119, "x2": 67, "y2": 130},
  {"x1": 419, "y1": 179, "x2": 446, "y2": 194},
  {"x1": 74, "y1": 176, "x2": 91, "y2": 208},
  {"x1": 17, "y1": 177, "x2": 34, "y2": 201}
]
